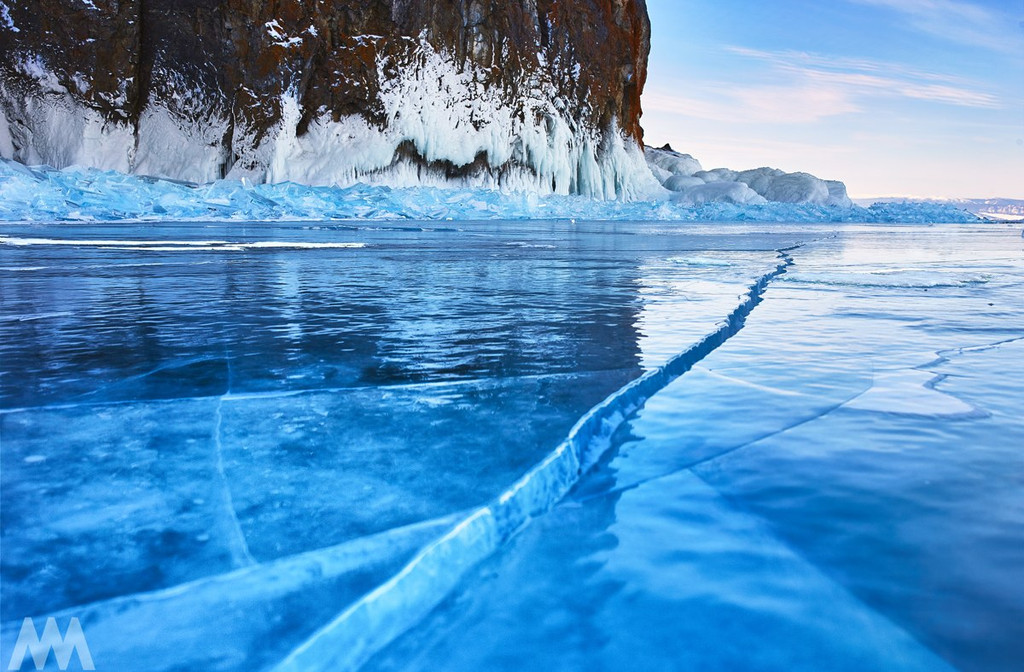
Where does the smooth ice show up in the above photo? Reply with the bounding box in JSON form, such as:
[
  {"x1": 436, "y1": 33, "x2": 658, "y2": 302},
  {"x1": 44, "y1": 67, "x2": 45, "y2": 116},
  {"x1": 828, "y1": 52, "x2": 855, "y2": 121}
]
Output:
[
  {"x1": 2, "y1": 221, "x2": 1022, "y2": 671},
  {"x1": 1, "y1": 219, "x2": 796, "y2": 669},
  {"x1": 362, "y1": 225, "x2": 1024, "y2": 672}
]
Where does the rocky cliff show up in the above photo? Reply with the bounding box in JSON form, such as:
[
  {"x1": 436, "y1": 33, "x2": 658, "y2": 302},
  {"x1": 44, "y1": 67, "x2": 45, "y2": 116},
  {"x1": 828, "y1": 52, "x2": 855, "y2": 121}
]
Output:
[{"x1": 0, "y1": 0, "x2": 655, "y2": 197}]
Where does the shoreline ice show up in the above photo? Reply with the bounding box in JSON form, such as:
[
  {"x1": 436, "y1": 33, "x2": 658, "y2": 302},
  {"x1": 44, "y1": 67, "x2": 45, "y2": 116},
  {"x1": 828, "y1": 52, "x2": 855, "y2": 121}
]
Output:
[{"x1": 0, "y1": 159, "x2": 980, "y2": 224}]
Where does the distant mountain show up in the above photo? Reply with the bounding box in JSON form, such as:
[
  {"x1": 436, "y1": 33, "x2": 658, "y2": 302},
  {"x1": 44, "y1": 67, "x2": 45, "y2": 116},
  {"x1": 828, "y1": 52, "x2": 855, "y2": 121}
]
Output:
[{"x1": 855, "y1": 198, "x2": 1024, "y2": 221}]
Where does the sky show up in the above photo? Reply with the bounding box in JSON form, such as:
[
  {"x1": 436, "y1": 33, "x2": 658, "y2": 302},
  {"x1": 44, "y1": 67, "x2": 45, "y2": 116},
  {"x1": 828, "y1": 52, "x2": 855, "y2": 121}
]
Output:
[{"x1": 642, "y1": 0, "x2": 1024, "y2": 199}]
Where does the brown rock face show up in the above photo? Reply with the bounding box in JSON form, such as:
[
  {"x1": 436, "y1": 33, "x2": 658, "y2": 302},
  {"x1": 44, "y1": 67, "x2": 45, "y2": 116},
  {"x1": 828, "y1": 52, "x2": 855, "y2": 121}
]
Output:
[{"x1": 0, "y1": 0, "x2": 652, "y2": 195}]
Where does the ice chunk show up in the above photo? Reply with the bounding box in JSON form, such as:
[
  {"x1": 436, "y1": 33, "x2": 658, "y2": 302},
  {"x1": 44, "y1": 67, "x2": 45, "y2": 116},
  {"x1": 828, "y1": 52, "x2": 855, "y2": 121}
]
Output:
[
  {"x1": 736, "y1": 168, "x2": 830, "y2": 205},
  {"x1": 662, "y1": 174, "x2": 704, "y2": 191},
  {"x1": 670, "y1": 180, "x2": 767, "y2": 205},
  {"x1": 826, "y1": 180, "x2": 853, "y2": 208},
  {"x1": 645, "y1": 146, "x2": 854, "y2": 208},
  {"x1": 693, "y1": 167, "x2": 739, "y2": 183}
]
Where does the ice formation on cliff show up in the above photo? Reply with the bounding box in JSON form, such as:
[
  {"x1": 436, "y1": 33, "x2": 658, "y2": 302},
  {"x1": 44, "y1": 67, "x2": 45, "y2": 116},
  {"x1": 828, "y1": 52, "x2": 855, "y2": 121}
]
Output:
[{"x1": 0, "y1": 40, "x2": 658, "y2": 200}]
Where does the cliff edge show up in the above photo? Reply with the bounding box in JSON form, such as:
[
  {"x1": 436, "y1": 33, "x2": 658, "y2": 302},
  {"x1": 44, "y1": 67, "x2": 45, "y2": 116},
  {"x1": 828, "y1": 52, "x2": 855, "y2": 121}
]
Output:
[{"x1": 0, "y1": 0, "x2": 656, "y2": 198}]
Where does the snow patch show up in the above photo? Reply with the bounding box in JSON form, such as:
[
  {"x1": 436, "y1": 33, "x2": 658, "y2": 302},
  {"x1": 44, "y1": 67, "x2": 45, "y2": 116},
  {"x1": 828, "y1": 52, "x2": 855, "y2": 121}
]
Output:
[
  {"x1": 845, "y1": 370, "x2": 977, "y2": 417},
  {"x1": 0, "y1": 2, "x2": 18, "y2": 32},
  {"x1": 0, "y1": 108, "x2": 13, "y2": 158},
  {"x1": 134, "y1": 105, "x2": 230, "y2": 184},
  {"x1": 0, "y1": 80, "x2": 135, "y2": 172}
]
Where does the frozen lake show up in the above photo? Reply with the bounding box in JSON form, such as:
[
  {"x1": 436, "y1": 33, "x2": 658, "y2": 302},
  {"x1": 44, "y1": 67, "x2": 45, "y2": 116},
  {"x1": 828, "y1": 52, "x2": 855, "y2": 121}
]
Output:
[{"x1": 1, "y1": 220, "x2": 1022, "y2": 671}]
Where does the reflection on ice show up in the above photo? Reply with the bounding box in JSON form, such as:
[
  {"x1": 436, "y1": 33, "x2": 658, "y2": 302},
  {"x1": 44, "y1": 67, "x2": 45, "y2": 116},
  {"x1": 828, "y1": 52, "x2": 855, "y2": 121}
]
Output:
[
  {"x1": 361, "y1": 226, "x2": 1024, "y2": 672},
  {"x1": 2, "y1": 222, "x2": 1021, "y2": 671},
  {"x1": 0, "y1": 236, "x2": 368, "y2": 251}
]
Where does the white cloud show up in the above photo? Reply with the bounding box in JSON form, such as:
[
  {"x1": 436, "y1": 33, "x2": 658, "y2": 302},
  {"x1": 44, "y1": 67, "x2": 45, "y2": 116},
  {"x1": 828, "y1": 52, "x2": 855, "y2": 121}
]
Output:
[
  {"x1": 848, "y1": 0, "x2": 1024, "y2": 54},
  {"x1": 644, "y1": 47, "x2": 1001, "y2": 126},
  {"x1": 645, "y1": 84, "x2": 861, "y2": 124},
  {"x1": 733, "y1": 47, "x2": 1001, "y2": 108}
]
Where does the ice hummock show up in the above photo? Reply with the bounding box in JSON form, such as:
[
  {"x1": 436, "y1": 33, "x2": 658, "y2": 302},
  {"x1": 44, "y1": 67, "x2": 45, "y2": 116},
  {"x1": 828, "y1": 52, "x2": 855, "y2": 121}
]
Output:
[
  {"x1": 0, "y1": 158, "x2": 979, "y2": 223},
  {"x1": 645, "y1": 145, "x2": 853, "y2": 207}
]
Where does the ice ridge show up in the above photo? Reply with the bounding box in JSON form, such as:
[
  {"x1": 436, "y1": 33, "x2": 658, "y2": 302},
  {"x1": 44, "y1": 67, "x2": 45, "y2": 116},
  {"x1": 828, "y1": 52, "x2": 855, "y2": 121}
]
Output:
[
  {"x1": 271, "y1": 250, "x2": 796, "y2": 672},
  {"x1": 0, "y1": 159, "x2": 980, "y2": 223}
]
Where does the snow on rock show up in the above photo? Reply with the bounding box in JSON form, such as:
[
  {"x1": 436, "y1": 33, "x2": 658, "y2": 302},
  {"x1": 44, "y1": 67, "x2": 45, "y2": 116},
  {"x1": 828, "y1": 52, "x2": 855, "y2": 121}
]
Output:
[
  {"x1": 646, "y1": 145, "x2": 854, "y2": 207},
  {"x1": 671, "y1": 181, "x2": 766, "y2": 206},
  {"x1": 255, "y1": 42, "x2": 660, "y2": 199},
  {"x1": 646, "y1": 147, "x2": 702, "y2": 177},
  {"x1": 0, "y1": 0, "x2": 655, "y2": 199}
]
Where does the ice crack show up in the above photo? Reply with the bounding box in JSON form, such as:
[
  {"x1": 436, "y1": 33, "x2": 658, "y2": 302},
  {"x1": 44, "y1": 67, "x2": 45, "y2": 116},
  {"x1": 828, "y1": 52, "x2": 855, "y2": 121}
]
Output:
[
  {"x1": 271, "y1": 247, "x2": 798, "y2": 672},
  {"x1": 212, "y1": 360, "x2": 256, "y2": 568}
]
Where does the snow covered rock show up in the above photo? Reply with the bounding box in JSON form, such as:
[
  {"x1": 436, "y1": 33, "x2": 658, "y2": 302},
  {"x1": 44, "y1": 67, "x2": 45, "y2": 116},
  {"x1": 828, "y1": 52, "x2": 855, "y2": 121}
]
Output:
[
  {"x1": 646, "y1": 145, "x2": 854, "y2": 207},
  {"x1": 646, "y1": 145, "x2": 703, "y2": 177},
  {"x1": 0, "y1": 0, "x2": 656, "y2": 198},
  {"x1": 670, "y1": 181, "x2": 767, "y2": 206}
]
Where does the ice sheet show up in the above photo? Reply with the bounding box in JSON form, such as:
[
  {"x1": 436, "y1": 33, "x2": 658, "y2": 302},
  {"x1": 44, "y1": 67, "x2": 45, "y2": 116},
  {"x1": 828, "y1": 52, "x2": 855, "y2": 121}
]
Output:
[
  {"x1": 365, "y1": 472, "x2": 956, "y2": 672},
  {"x1": 3, "y1": 222, "x2": 1020, "y2": 671},
  {"x1": 357, "y1": 226, "x2": 1024, "y2": 672},
  {"x1": 1, "y1": 220, "x2": 800, "y2": 671}
]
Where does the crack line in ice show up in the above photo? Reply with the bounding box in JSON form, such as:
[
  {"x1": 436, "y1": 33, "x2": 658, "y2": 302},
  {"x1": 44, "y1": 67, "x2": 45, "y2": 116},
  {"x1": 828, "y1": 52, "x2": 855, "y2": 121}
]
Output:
[
  {"x1": 270, "y1": 247, "x2": 799, "y2": 672},
  {"x1": 0, "y1": 311, "x2": 73, "y2": 322},
  {"x1": 212, "y1": 360, "x2": 257, "y2": 568},
  {"x1": 69, "y1": 356, "x2": 223, "y2": 402},
  {"x1": 933, "y1": 335, "x2": 1024, "y2": 360},
  {"x1": 571, "y1": 387, "x2": 868, "y2": 507},
  {"x1": 692, "y1": 364, "x2": 810, "y2": 397},
  {"x1": 682, "y1": 467, "x2": 960, "y2": 670},
  {"x1": 0, "y1": 508, "x2": 476, "y2": 667},
  {"x1": 0, "y1": 369, "x2": 638, "y2": 415}
]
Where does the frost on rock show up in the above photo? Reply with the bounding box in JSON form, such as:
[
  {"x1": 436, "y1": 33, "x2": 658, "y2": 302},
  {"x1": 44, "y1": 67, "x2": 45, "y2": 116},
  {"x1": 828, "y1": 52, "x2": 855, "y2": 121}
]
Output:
[
  {"x1": 0, "y1": 0, "x2": 655, "y2": 200},
  {"x1": 645, "y1": 145, "x2": 854, "y2": 208},
  {"x1": 0, "y1": 158, "x2": 980, "y2": 223},
  {"x1": 1, "y1": 40, "x2": 655, "y2": 200},
  {"x1": 257, "y1": 39, "x2": 659, "y2": 200}
]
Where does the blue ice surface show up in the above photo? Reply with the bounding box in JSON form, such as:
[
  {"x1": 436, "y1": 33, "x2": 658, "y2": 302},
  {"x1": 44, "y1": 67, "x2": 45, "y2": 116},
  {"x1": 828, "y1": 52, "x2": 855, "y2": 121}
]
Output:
[
  {"x1": 2, "y1": 219, "x2": 1022, "y2": 671},
  {"x1": 0, "y1": 218, "x2": 792, "y2": 669},
  {"x1": 0, "y1": 159, "x2": 981, "y2": 223},
  {"x1": 362, "y1": 225, "x2": 1024, "y2": 672}
]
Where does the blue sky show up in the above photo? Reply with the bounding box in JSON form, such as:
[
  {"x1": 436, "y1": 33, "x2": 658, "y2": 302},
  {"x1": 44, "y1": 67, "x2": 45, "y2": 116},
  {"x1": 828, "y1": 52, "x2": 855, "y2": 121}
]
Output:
[{"x1": 642, "y1": 0, "x2": 1024, "y2": 198}]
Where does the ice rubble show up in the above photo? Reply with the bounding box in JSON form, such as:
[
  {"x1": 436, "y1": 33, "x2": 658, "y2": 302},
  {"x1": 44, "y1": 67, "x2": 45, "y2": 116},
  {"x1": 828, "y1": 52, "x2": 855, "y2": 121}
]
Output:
[{"x1": 0, "y1": 158, "x2": 979, "y2": 223}]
